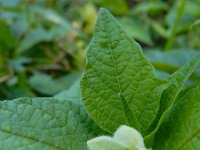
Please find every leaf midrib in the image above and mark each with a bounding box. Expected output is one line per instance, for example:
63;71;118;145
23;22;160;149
101;11;122;97
101;12;137;127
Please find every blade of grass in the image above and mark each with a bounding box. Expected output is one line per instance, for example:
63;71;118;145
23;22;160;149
164;0;186;51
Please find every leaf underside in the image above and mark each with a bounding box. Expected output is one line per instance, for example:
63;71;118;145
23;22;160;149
81;8;168;135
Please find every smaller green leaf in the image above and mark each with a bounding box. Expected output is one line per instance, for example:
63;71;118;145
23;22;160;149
153;84;200;150
158;54;200;114
145;54;200;146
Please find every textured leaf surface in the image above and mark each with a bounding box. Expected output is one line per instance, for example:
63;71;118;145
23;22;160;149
0;97;103;150
153;84;200;150
145;55;200;145
81;8;168;135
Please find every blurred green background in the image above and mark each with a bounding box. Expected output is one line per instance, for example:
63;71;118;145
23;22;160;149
0;0;200;100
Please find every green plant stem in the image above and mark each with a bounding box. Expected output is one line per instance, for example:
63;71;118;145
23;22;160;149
164;0;186;51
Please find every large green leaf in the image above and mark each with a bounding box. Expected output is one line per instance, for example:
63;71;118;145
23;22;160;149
153;84;200;150
81;8;168;135
0;97;103;150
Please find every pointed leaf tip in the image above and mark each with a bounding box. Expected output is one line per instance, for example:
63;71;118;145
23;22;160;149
99;8;109;14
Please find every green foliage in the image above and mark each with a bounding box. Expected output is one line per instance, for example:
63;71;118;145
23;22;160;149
0;0;87;100
0;0;200;149
81;9;200;149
